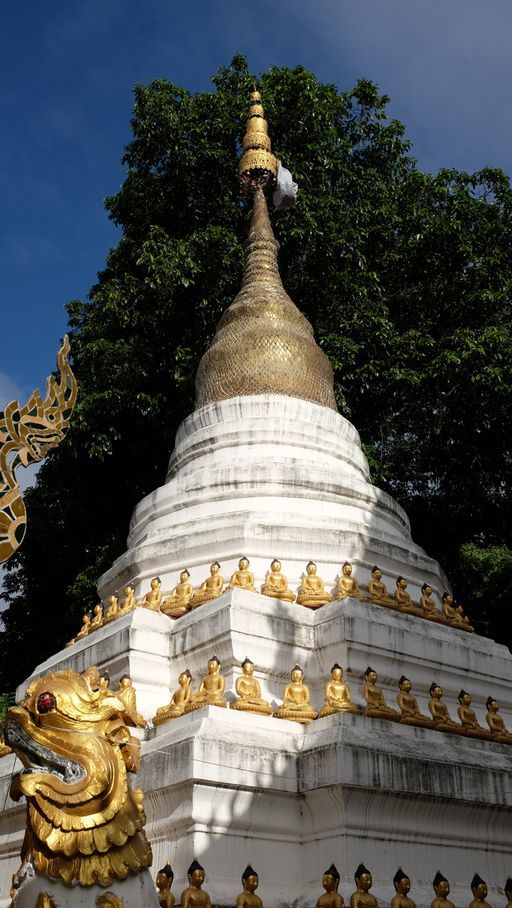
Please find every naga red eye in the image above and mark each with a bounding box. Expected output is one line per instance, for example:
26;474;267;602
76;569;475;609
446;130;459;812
37;691;57;714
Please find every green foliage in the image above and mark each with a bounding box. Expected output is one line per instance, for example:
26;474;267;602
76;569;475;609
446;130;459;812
1;55;511;687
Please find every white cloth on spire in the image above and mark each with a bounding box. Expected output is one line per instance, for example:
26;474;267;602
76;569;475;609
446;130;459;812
272;160;298;210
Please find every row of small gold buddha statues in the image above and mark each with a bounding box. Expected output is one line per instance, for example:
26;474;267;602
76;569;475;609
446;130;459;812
151;657;512;743
66;558;473;646
155;860;511;908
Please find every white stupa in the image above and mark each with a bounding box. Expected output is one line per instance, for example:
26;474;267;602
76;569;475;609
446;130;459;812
1;90;511;908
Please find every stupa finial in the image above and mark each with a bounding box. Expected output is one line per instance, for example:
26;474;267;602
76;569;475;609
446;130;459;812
239;85;278;192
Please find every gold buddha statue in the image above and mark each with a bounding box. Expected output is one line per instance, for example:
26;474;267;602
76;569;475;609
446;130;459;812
229;556;257;592
141;577;163;611
185;656;227;712
297;561;333;608
236;865;264;908
89;603;104;630
396;676;431;727
391;870;416;908
274;665;318;723
394;577;420;614
470;875;492;908
441;592;474;631
153;670;193;725
316;864;344;908
362;667;400;721
428;683;461;733
117;674;147;728
156;864;175;908
318;663;359;716
190;562;224;608
261;559;296;601
118;585;137;615
505;879;512;908
231;658;272;715
367;566;395;607
485;696;512;743
66;612;91;646
103;594;119;624
180;859;212;908
161;569;194;617
457;690;489;738
350;864;379;908
431;873;456;908
335;561;365;601
420;584;442;621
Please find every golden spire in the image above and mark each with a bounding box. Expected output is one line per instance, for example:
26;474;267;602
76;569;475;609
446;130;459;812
194;89;337;412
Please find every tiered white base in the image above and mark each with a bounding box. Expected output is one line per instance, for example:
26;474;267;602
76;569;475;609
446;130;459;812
2;593;511;907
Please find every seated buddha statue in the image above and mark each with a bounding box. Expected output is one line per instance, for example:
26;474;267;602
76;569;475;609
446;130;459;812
236;865;264;908
190;562;224;608
367;566;395;607
485;696;512;743
89;603;104;630
118;585;137;615
161;570;194;617
350;864;378;908
431;873;456;908
141;577;163;611
180;860;212;908
274;665;318;723
316;864;344;908
156;864;175;908
394;577;420;615
457;690;489;738
428;683;461;733
318;663;359;716
66;613;91;646
153;670;193;726
185;656;227;712
228;557;257;592
419;584;442;621
396;676;431;727
231;658;272;715
117;674;146;728
362;667;400;721
297;561;333;609
391;869;416;908
335;562;365;601
103;594;119;624
470;875;492;908
261;559;296;601
441;592;474;631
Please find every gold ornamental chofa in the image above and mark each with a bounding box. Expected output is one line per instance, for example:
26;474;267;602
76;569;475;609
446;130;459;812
195;89;337;412
0;336;77;563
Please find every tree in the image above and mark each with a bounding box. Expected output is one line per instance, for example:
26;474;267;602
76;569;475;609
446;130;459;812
2;56;511;688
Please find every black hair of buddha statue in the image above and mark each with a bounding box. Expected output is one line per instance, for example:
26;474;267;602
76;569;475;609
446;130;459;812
458;689;468;703
421;583;430;592
398;675;409;687
442;591;449;601
188;859;204;876
242;865;258;882
325;864;340;883
292;664;302;673
394;868;409;887
120;673;130;682
242;657;254;667
355;864;370;881
433;872;448;889
331;663;343;672
430;682;439;696
364;667;375;680
486;696;495;709
155;576;161;582
472;875;486;891
371;565;380;573
209;655;220;664
159;864;174;880
505;878;512;894
396;576;404;586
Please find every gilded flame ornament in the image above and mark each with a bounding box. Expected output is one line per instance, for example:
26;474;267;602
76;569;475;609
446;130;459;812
0;336;77;563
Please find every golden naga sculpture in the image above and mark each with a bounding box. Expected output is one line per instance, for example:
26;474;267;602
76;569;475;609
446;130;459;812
431;873;456;908
316;864;344;908
236;865;264;908
0;336;77;564
180;859;212;908
190;562;224;608
367;566;396;607
391;869;416;908
350;864;379;908
274;665;317;723
335;561;365;601
470;875;492;908
185;656;227;712
485;696;512;743
362;667;400;721
229;556;258;592
153;670;193;725
457;690;488;739
161;569;194;617
117;674;147;728
261;558;296;601
297;561;333;608
231;658;272;715
318;663;359;717
441;592;474;632
420;584;442;621
156;864;175;908
4;667;153;900
396;676;432;727
428;682;461;733
141;577;163;611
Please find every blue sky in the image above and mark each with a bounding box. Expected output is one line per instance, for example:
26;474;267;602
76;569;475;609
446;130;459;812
1;0;512;408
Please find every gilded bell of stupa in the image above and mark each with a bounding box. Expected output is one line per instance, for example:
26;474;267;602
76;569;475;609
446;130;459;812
195;90;337;411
